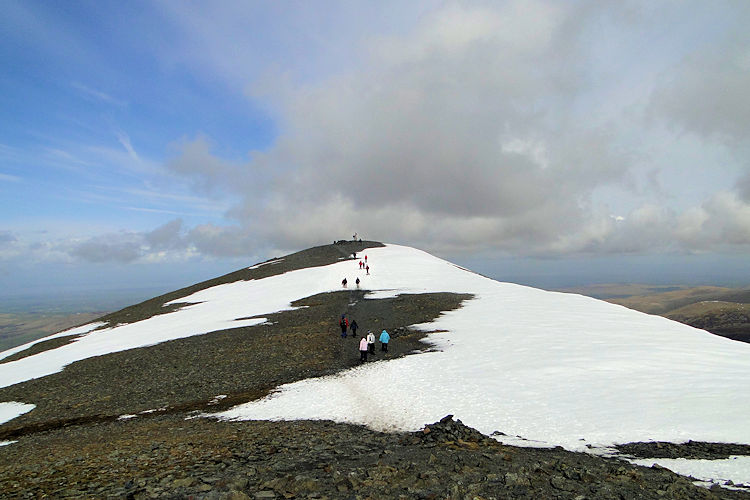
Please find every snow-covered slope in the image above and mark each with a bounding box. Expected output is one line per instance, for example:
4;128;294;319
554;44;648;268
2;243;750;484
209;245;750;445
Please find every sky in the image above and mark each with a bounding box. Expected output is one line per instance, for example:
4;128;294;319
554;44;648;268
2;0;750;299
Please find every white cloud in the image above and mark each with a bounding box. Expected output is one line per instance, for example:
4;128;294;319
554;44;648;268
70;232;144;263
0;231;16;245
12;1;750;267
115;130;140;162
650;30;750;144
163;1;638;257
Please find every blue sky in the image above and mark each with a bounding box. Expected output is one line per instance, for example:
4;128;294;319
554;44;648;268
2;1;750;301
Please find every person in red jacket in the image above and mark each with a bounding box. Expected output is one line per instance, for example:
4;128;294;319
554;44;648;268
339;315;349;338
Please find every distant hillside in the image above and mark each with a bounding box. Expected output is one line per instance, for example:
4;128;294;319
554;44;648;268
560;284;750;344
0;312;107;352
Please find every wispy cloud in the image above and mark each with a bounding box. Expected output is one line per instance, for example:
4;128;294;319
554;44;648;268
71;82;127;108
122;187;230;213
124;206;210;217
115;130;140;162
0;173;22;183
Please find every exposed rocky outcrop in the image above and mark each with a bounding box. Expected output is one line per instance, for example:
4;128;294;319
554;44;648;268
2;415;748;499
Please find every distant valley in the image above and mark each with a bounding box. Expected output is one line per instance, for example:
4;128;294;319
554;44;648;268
0;287;167;351
0;312;107;352
560;284;750;344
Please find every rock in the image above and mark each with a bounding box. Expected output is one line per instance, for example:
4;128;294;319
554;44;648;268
504;472;531;487
222;491;251;500
550;475;572;491
231;478;249;490
2;409;744;499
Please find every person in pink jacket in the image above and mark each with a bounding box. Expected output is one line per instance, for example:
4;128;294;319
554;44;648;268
359;336;368;362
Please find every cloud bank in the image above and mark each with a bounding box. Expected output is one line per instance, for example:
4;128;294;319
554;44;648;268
7;1;748;271
151;1;750;260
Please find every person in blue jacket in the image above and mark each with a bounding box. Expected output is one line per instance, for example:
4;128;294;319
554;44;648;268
379;329;390;352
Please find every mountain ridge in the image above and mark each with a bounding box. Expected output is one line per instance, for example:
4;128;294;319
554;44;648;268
1;241;750;498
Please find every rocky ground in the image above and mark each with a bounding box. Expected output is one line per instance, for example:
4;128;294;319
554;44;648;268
666;303;750;344
1;241;749;498
617;441;750;460
2;414;749;499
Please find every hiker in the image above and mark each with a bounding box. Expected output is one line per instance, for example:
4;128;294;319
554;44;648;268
355;277;360;287
380;329;390;352
350;319;358;337
342;277;347;287
365;265;369;275
339;315;349;338
367;330;376;354
359;261;363;269
359;336;368;362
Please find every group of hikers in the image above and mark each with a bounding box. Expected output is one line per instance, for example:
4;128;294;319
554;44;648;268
338;248;390;361
339;314;390;362
341;253;369;288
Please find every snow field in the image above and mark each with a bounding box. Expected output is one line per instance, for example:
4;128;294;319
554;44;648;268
215;245;750;486
220;245;750;449
1;244;749;486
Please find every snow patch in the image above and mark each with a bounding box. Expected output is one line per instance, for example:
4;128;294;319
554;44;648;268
208;395;228;405
248;258;284;270
630;456;750;490
0;322;106;362
0;401;35;425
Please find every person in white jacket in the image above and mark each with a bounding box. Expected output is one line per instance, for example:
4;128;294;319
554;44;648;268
367;331;376;355
359;336;368;362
